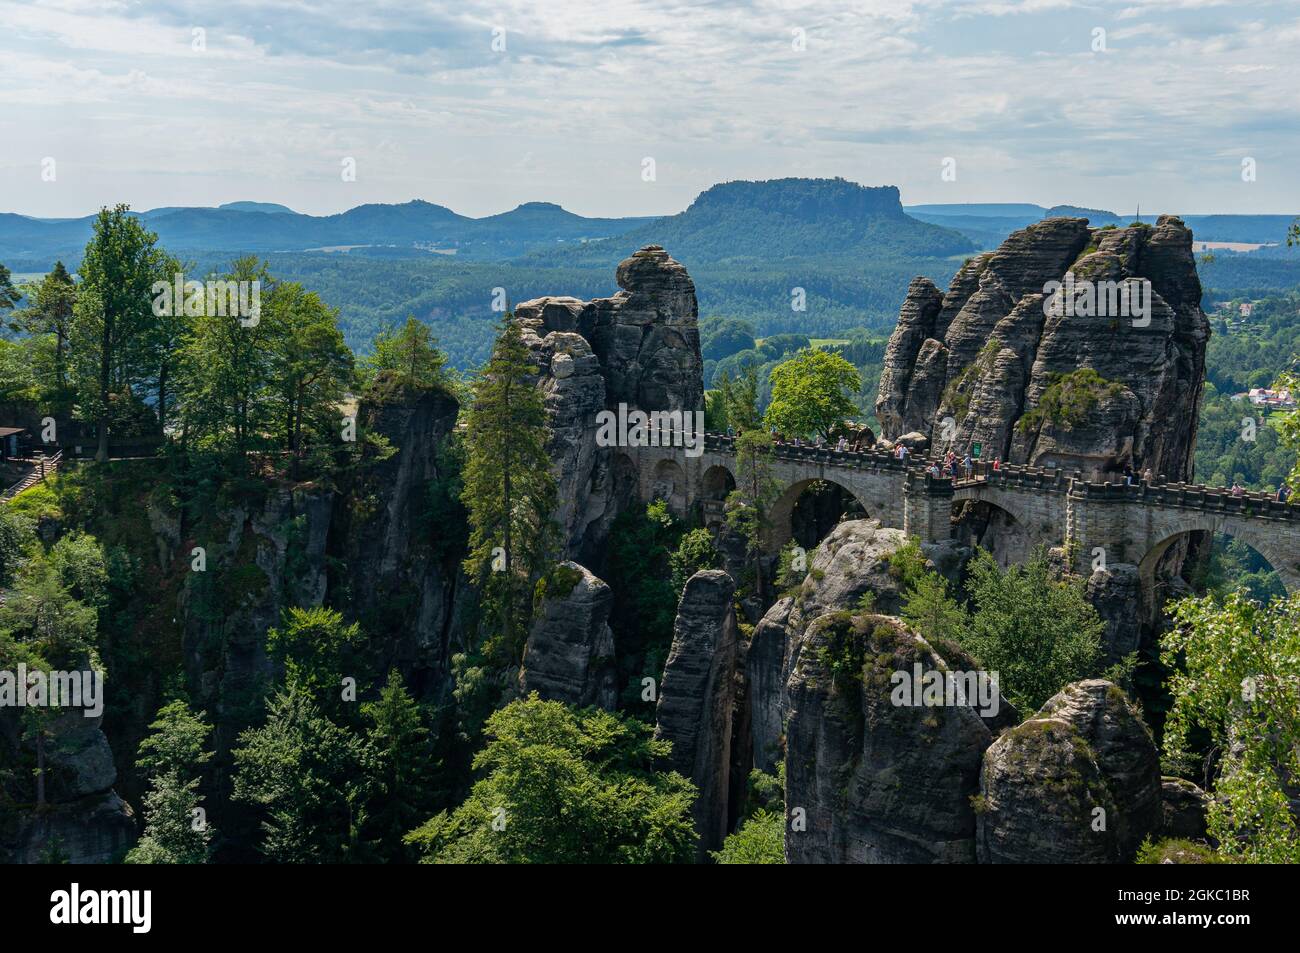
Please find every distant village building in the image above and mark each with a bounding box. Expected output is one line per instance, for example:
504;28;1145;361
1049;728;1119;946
1233;387;1297;411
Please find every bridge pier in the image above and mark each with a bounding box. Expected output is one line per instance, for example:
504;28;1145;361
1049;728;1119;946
903;471;955;544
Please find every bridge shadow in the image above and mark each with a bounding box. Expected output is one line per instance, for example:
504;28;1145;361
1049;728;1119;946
766;477;869;554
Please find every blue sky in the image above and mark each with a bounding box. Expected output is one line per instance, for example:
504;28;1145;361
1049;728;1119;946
1;0;1297;218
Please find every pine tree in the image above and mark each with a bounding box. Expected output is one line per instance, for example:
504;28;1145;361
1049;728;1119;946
0;263;17;312
125;699;215;864
232;686;374;864
11;262;76;399
363;668;440;861
365;316;449;390
461;316;557;662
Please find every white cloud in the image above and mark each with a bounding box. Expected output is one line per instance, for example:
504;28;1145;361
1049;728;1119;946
0;0;1297;217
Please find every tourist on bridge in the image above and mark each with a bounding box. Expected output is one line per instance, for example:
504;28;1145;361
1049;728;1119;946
962;453;973;478
1142;467;1153;485
1231;481;1245;497
1277;483;1291;503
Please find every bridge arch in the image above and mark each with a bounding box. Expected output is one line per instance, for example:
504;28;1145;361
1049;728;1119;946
765;477;869;555
650;458;689;516
1138;516;1296;604
698;464;736;531
950;485;1043;567
701;464;736;502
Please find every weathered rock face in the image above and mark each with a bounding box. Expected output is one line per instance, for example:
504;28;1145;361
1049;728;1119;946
655;569;739;860
0;701;137;863
876;216;1209;483
1161;777;1209;841
178;483;337;733
977;679;1161;863
747;519;970;772
784;613;1011;863
513;315;618;562
1;792;137;864
1085;563;1143;662
515;245;704;565
45;710;118;802
336;381;466;699
519;561;618;710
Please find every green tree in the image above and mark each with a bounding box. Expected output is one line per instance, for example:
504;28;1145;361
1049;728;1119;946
1163;592;1300;863
362;669;440;861
125;700;215;864
11;261;76;397
725;429;779;602
404;695;697;863
265;281;354;476
71;205;173;460
177;257;276;459
267;606;365;713
0;262;18;312
365;317;449;390
958;549;1105;712
1276;371;1300;495
901;570;968;645
0;507;35;587
232;686;373;863
669;527;722;594
461;317;557;661
712;810;784;864
725;364;762;433
764;348;861;439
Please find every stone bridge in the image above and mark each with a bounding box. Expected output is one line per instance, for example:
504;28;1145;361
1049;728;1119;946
623;434;1300;596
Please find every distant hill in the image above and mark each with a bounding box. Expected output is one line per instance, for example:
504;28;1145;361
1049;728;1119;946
0;199;648;267
906;203;1047;218
534;177;975;270
218;201;297;214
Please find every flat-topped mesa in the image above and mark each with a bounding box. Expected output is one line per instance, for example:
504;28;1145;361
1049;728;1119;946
875;216;1210;482
513;245;704;563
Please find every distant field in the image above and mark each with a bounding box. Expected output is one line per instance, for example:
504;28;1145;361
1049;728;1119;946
755;336;850;349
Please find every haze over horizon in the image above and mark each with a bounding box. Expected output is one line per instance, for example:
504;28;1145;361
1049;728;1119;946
3;0;1298;220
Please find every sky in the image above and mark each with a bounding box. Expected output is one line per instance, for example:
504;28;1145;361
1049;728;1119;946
1;0;1297;220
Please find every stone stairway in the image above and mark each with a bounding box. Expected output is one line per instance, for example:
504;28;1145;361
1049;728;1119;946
1;450;64;503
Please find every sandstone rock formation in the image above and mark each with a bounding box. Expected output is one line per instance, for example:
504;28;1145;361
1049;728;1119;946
876;217;1209;483
747;519;970;772
0;706;137;863
1085;563;1143;662
1;792;136;864
515;245;704;565
1160;776;1209;841
784;612;1011;863
655;569;740;860
976;679;1161;863
519;561;618;710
